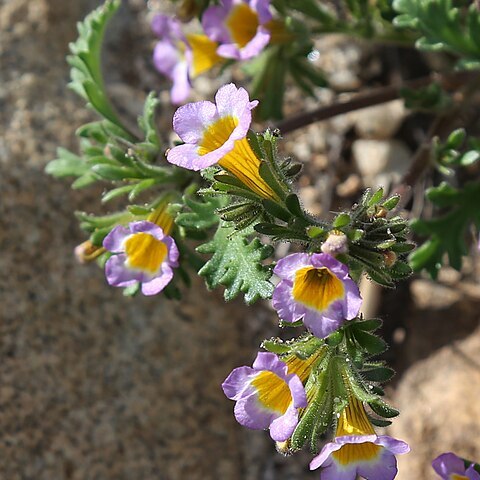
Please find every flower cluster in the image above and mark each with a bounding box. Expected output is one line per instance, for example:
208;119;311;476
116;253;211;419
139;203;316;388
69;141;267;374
152;0;279;104
89;81;414;478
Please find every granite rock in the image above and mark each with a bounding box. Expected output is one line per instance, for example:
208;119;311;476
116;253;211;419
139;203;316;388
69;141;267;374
0;1;307;478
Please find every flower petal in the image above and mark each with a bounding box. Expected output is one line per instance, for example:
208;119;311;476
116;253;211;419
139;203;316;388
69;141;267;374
273;253;312;281
310;442;343;470
269;405;298;442
167;143;212;170
141;264;174;295
234;391;275;430
201;2;231;43
105;254;141;287
357;449;398;480
103;225;130;253
153;40;180;78
432;452;468;478
172;100;218;143
252;351;288;375
222;366;256;400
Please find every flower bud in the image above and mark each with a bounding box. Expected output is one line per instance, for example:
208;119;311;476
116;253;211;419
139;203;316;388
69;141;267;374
321;231;348;256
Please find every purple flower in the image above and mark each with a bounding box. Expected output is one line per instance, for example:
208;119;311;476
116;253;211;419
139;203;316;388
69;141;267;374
103;221;179;296
222;352;307;441
310;397;410;480
167;83;278;200
202;0;272;60
432;452;480;480
272;253;362;339
152;15;222;104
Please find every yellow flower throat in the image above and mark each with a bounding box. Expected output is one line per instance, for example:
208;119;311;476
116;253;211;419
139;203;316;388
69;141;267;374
292;267;344;312
198;115;278;200
332;397;381;466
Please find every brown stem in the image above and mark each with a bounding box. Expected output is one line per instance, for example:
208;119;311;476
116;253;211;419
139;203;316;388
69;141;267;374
275;71;475;134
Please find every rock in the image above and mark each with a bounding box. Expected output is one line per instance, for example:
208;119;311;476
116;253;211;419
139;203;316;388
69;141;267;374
390;326;480;480
352;99;407;140
311;35;366;90
352;139;411;189
0;1;307;478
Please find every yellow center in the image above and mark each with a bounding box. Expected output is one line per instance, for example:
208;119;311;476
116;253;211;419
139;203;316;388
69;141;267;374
226;3;259;48
147;206;174;236
251;371;292;414
198;115;277;200
285;350;324;383
332;397;381;465
332;442;382;466
292;267;345;312
451;475;470;480
125;232;168;274
185;33;222;77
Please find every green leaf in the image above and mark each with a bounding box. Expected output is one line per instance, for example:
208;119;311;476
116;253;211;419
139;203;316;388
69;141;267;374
45;148;90;178
197;222;274;304
409;181;480;277
368;399;399;418
361;366;395;382
393;0;480;67
352;329;388;355
176;191;224;231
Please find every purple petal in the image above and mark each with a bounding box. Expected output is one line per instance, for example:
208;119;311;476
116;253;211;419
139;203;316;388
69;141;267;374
171;60;191;105
129;221;165;240
272;280;307;324
376;436;410;455
310;442;343;470
250;0;272;24
303;308;344;339
342;278;362;320
103;225;130;253
320;463;357;480
273;253;312;281
252;352;288;377
222;366;256;400
335;434;378;445
141;265;174;295
201;3;231;43
167;143;213;170
287;374;307;408
105;254;141;287
466;465;480;480
151;14;182;40
432;452;468;478
215;84;257;133
310;253;349;277
153;40;180;79
164;236;180;267
172;100;217;143
357;449;398;480
269;405;298;441
234;391;275;430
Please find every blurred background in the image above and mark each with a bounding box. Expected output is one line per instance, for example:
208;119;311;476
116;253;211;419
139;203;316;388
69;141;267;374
1;0;479;478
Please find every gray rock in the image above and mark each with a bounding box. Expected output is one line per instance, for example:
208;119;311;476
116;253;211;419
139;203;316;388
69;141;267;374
352;99;407;140
352;139;411;189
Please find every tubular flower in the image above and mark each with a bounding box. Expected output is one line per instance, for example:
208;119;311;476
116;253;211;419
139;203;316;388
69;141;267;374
202;0;272;60
222;352;307;441
272;253;362;338
167;83;278;200
103;221;179;295
432;453;480;480
310;397;410;480
152;14;222;104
